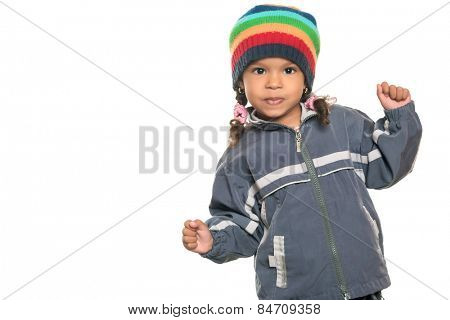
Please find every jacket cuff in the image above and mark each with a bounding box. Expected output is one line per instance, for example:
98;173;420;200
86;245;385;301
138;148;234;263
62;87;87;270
383;100;415;122
199;230;225;259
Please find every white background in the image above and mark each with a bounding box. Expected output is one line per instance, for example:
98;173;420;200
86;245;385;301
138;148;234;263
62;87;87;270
0;0;449;318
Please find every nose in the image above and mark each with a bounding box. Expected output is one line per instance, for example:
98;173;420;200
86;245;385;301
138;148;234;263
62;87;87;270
265;71;282;89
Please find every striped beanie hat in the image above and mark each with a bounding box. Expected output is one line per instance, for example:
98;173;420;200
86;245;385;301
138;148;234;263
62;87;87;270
229;4;320;93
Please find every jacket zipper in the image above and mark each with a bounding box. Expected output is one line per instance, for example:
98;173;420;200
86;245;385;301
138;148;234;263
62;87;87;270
296;116;351;300
295;129;302;152
254;114;351;299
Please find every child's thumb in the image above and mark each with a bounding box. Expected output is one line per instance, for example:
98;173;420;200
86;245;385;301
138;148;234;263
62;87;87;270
189;219;206;230
188;221;197;229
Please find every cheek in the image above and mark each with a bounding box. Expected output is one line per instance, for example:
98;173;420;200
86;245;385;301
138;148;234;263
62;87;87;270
245;78;263;90
243;83;263;100
285;86;303;100
284;77;304;96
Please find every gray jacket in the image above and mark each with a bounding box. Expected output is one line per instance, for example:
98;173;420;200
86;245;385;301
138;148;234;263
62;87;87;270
200;100;422;300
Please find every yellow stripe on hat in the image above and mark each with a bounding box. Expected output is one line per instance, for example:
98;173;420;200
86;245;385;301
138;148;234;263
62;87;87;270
230;23;318;63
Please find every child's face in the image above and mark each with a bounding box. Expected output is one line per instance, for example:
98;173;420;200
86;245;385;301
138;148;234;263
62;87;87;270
240;57;305;123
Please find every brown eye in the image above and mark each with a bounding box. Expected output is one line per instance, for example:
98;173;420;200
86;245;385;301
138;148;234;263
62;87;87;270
252;67;265;75
285;67;296;74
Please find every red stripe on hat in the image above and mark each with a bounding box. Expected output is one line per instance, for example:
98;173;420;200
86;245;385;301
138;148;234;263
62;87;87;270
231;32;316;75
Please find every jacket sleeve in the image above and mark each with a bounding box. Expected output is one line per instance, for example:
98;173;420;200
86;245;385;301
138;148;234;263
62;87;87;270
199;149;265;264
357;100;422;189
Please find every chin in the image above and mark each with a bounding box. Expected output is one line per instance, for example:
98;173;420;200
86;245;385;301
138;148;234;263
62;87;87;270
257;108;287;120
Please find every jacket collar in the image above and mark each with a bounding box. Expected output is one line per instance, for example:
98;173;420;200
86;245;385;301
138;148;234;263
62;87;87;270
247;102;318;130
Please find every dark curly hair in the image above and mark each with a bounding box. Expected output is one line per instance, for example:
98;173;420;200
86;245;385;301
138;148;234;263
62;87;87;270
228;79;333;148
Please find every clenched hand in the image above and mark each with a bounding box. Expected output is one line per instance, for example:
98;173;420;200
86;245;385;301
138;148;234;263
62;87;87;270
377;81;412;110
182;219;213;254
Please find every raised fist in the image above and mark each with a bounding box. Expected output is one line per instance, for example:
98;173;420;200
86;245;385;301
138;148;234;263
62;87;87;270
377;81;412;110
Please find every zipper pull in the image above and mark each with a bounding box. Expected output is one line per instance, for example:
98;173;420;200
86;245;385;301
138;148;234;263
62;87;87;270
295;130;301;152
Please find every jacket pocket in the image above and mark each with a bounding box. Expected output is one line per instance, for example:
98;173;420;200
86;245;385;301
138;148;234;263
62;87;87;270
254;200;269;270
262;186;287;227
362;205;382;254
268;235;287;288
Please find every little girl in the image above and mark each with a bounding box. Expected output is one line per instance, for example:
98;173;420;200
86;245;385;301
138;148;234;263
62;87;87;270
182;4;422;300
